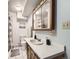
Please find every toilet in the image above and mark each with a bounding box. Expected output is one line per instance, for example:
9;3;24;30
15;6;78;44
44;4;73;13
20;36;26;50
21;39;26;50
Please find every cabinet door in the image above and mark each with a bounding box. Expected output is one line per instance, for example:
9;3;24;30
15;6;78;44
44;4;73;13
53;55;64;59
30;49;34;59
27;45;30;59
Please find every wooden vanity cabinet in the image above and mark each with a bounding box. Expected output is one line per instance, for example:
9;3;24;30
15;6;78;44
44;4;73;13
26;43;40;59
26;42;64;59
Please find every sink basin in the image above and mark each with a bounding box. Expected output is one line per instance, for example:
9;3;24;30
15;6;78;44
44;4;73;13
30;39;43;45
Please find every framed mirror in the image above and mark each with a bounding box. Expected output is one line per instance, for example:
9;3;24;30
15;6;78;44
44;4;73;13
32;0;56;31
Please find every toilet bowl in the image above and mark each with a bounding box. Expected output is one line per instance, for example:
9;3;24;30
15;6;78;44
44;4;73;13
20;39;26;50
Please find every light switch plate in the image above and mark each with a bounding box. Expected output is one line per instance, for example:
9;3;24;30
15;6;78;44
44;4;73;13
62;20;70;29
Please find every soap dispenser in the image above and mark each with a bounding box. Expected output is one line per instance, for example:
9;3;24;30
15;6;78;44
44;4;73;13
34;34;37;39
46;37;51;45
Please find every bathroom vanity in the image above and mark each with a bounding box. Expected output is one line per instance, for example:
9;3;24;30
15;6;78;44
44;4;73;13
25;38;64;59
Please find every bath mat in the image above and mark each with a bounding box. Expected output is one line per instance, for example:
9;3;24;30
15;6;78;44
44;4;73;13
10;49;20;57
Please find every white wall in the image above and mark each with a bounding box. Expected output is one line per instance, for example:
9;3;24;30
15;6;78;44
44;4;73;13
27;0;70;59
57;0;70;59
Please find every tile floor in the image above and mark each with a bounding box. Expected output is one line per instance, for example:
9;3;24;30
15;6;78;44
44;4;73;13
8;47;27;59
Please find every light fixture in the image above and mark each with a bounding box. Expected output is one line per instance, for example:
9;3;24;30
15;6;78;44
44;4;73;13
15;3;23;11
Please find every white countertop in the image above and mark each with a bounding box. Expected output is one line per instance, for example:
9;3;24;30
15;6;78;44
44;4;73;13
24;38;64;59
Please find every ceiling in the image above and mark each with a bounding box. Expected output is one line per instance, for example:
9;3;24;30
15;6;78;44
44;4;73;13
8;0;42;17
8;0;26;12
22;0;42;17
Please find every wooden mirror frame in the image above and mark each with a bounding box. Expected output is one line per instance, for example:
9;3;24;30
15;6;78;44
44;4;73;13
32;0;56;31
